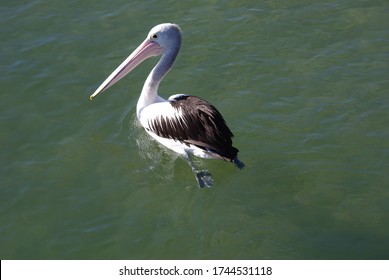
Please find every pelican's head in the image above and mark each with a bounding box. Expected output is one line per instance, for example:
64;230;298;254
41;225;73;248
90;23;181;100
147;23;181;52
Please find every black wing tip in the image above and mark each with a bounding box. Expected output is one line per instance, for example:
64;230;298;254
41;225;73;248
233;157;245;170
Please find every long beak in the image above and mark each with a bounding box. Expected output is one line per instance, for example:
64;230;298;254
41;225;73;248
90;39;164;100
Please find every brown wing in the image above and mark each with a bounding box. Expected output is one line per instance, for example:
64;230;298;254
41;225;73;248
147;95;239;161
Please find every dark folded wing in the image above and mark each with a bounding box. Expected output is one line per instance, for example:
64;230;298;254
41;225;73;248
146;95;239;161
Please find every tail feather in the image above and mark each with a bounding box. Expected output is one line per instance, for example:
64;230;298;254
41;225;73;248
233;157;245;170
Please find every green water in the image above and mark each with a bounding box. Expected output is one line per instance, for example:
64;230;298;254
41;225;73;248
1;0;388;259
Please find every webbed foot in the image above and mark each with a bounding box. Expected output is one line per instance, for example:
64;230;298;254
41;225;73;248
195;170;213;188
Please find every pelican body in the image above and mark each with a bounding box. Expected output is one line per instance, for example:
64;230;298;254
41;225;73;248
90;23;244;187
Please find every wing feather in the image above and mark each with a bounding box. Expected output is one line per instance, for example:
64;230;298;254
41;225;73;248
145;95;239;161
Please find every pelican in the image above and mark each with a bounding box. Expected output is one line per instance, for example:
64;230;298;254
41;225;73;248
90;23;244;187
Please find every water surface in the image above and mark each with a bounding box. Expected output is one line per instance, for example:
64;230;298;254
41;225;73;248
1;0;388;259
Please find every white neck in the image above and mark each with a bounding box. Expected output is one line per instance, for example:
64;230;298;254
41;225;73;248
136;67;164;119
136;49;179;118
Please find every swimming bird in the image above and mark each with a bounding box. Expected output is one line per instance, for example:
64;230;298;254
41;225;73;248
90;23;244;187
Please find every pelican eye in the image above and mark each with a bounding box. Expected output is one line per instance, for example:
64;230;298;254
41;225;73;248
152;34;158;39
